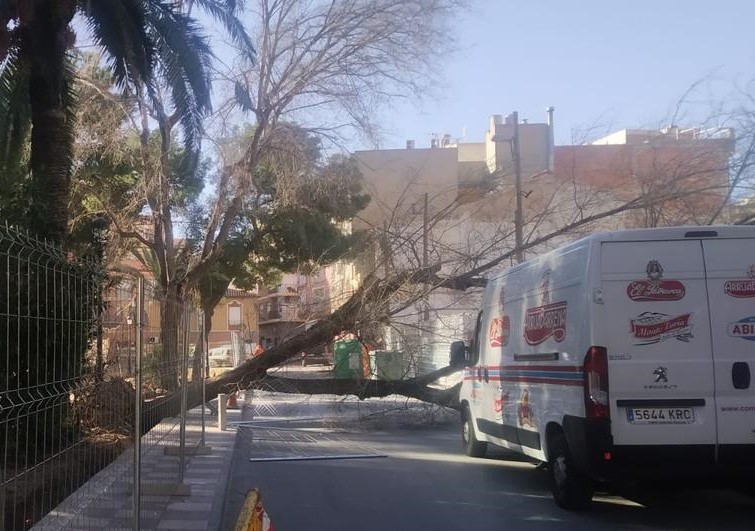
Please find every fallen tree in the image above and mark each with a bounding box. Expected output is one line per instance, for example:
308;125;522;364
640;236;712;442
162;83;755;415
201;267;450;400
193;179;754;411
247;369;461;409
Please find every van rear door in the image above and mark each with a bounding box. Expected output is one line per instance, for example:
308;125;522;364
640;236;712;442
701;239;755;463
599;240;716;447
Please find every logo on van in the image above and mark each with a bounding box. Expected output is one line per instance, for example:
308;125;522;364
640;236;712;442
494;390;510;414
626;260;686;301
630;311;693;345
727;316;755;341
723;265;755;298
517;389;535;429
524;301;567;345
489;316;510;347
653;366;668;383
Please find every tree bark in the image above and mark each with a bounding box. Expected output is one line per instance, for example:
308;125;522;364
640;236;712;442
190;323;204;382
248;374;461;410
158;282;183;391
24;1;76;243
191;304;214;381
145;362;462;428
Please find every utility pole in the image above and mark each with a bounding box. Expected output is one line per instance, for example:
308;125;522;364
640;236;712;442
422;192;429;321
512;111;524;263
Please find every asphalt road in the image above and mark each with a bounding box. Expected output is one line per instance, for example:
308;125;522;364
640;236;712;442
220;394;755;531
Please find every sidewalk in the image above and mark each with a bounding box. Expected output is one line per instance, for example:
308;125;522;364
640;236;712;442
150;406;240;531
31;404;242;531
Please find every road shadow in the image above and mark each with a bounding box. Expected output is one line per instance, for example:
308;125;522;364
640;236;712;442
475;449;755;530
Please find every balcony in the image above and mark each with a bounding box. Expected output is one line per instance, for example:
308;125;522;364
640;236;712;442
258;308;305;325
256;290;300;303
260;309;282;321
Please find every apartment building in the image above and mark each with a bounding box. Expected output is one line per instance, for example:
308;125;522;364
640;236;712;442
256;261;361;351
351;112;735;372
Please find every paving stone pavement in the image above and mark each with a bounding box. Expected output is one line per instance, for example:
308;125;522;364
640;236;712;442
31;405;241;531
31;374;453;531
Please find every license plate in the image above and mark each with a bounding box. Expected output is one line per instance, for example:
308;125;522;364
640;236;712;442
626;407;695;424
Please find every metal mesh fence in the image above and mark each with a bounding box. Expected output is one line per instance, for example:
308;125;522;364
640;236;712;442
137;281;203;491
0;226;206;531
0;226;105;530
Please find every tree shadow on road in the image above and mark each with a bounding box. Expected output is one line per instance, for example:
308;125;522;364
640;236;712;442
477;450;755;531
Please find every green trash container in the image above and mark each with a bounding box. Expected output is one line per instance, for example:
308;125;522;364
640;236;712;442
333;339;363;379
369;350;404;380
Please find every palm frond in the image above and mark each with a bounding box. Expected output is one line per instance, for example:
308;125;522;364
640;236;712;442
131;246;161;279
191;0;255;61
145;0;213;154
78;0;154;89
0;45;31;174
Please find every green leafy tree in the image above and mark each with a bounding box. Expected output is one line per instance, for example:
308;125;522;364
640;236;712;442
0;0;253;243
186;128;370;378
0;0;252;390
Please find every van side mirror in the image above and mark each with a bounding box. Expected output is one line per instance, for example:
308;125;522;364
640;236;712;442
450;340;467;367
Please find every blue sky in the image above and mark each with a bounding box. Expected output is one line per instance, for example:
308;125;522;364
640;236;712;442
376;0;755;148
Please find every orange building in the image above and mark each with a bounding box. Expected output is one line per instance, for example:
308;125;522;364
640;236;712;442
207;286;259;352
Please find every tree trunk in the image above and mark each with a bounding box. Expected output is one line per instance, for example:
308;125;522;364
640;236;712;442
190;325;204;383
191;304;214;381
24;1;76;243
159;282;183;391
141;273;467;420
248;374;461;410
144;360;462;428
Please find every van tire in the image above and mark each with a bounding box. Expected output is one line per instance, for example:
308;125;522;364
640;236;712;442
548;432;593;510
462;407;487;457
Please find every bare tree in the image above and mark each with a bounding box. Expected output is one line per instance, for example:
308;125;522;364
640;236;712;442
190;0;464;283
76;0;465;388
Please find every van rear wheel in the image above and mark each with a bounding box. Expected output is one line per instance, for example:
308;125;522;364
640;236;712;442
462;407;487;457
548;432;593;510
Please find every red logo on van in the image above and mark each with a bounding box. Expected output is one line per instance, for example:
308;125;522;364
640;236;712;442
627;260;686;301
727;316;755;341
524;301;567;345
630;312;693;345
489;316;510;347
627;280;686;301
724;265;755;298
494;390;510;413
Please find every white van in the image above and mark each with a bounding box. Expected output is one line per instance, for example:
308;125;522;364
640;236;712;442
453;226;755;509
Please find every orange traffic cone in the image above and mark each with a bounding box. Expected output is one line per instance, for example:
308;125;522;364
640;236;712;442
227;392;238;409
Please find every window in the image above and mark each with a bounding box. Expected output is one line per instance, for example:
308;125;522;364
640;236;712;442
228;301;242;330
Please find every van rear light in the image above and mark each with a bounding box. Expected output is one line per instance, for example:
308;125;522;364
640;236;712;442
583;346;609;419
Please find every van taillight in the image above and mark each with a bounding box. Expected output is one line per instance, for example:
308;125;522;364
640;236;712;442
583;346;609;419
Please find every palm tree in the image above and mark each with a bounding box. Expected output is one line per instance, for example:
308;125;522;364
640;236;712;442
0;0;253;243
